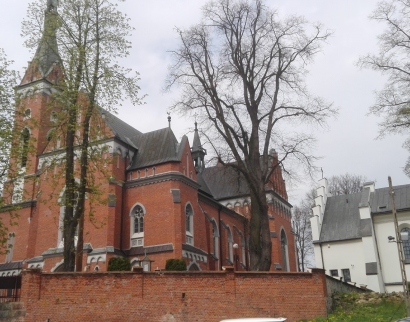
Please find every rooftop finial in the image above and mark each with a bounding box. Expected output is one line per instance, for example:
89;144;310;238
167;112;171;128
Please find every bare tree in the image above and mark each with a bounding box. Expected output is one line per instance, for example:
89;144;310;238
167;0;336;270
292;194;314;271
358;0;410;175
327;173;368;196
22;0;142;271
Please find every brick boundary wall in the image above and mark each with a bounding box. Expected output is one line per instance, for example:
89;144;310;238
325;275;370;313
20;268;327;322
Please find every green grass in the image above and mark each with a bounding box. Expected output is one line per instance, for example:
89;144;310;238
301;292;407;322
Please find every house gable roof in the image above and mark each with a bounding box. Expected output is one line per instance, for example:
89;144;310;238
102;110;142;144
201;166;250;200
319;183;410;243
319;192;362;243
370;184;410;214
129;127;180;169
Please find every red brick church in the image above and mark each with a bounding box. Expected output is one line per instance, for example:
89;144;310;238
0;6;296;275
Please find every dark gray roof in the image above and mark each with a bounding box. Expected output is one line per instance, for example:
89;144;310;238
101;110;142;144
196;172;213;196
129;128;182;169
371;184;410;214
319;184;410;243
182;243;208;256
319;192;362;243
0;261;23;271
127;243;174;256
201;166;250;200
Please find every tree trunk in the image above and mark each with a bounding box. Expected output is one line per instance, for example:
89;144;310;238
63;97;78;272
249;188;271;271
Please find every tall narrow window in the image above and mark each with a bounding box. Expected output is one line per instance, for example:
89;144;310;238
133;205;144;234
185;203;194;245
5;233;15;263
402;228;410;260
24;109;31;119
227;227;233;263
58;189;79;248
21;128;30;167
212;220;219;258
130;204;145;247
281;229;289;272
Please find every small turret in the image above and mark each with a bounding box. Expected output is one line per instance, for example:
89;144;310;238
191;122;207;173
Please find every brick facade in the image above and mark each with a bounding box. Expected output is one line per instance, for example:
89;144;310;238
0;9;296;274
20;268;327;322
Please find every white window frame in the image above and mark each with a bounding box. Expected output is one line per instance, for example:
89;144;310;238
130;202;145;247
185;202;194;245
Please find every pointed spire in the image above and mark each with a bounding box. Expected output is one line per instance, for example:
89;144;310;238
191;121;207;173
34;0;60;77
192;121;202;153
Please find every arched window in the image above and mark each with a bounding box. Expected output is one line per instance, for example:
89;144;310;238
5;233;15;263
281;229;289;272
130;203;145;247
211;220;219;258
227;227;233;263
50;111;57;122
24;108;31;119
21;128;30;167
133;205;144;234
57;188;79;248
185;203;194;245
402;228;410;260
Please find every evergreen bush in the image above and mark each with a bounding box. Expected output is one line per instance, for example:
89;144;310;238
165;259;187;271
107;257;131;271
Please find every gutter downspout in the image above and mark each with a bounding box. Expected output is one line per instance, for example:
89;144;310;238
120;149;130;254
218;206;222;271
371;216;386;291
243;216;249;271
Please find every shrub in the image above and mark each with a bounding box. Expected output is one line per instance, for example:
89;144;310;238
107;257;131;271
165;259;187;271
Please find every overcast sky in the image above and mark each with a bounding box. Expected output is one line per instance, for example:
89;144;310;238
1;0;408;205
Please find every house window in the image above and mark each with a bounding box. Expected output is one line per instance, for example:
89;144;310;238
58;189;79;248
342;269;351;282
133;205;144;233
211;220;219;258
130;204;145;247
240;234;246;265
402;228;410;260
330;269;338;277
21;128;30;167
5;233;15;263
227;227;233;263
50;111;57;122
24;108;31;119
185;203;194;245
281;229;289;272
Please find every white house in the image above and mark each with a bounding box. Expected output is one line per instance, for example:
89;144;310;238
311;178;410;293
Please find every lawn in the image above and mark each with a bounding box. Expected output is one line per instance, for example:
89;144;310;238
301;292;407;322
